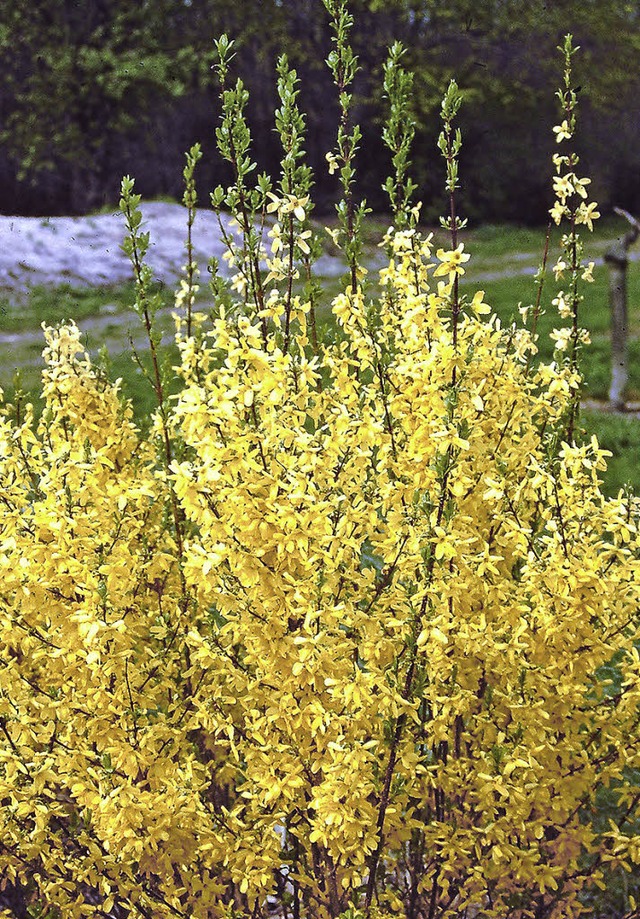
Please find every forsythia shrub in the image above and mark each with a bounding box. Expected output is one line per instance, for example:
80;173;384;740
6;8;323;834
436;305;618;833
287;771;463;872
1;5;639;918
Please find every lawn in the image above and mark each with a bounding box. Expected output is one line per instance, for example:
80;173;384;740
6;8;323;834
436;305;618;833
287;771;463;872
2;215;639;495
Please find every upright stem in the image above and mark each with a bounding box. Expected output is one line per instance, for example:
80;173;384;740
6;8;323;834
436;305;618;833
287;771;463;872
529;222;552;348
364;458;454;915
364;658;416;912
438;80;464;381
449;166;460;358
182;144;202;341
121;190;187;590
284;215;295;355
324;0;363;291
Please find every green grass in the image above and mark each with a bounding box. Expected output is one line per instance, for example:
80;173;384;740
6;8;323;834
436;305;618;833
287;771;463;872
2;217;639;495
580;412;640;497
0;281;150;333
462;215;630;261
0;280;177;420
459;266;640;398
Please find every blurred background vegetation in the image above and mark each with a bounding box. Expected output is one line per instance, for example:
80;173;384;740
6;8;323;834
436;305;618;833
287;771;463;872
2;0;640;500
1;0;639;223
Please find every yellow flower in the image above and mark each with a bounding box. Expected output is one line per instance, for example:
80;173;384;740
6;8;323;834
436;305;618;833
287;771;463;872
231;272;248;294
266;192;282;214
286;194;309;221
268;222;284;255
552;291;572;318
553;258;567;280
264;256;287;284
581;262;595;283
550;200;567;225
326;151;339;175
576;201;600;231
550;326;572;350
553;120;572;142
470;290;490;315
296;229;312;255
434;244;470;279
573;175;591;199
266;193;310;221
552;174;574;204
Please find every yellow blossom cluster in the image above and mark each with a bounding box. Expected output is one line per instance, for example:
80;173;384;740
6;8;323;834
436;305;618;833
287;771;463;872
547;47;601;375
1;217;640;918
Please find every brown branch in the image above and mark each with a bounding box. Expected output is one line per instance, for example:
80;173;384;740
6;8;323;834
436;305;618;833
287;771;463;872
613;206;640;251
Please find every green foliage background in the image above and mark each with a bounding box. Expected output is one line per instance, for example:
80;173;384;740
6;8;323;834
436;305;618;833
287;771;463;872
1;0;640;222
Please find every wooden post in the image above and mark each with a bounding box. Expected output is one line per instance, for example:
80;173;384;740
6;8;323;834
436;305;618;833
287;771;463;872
605;208;639;410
